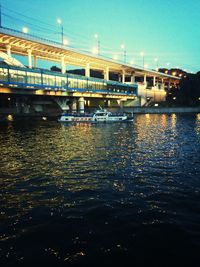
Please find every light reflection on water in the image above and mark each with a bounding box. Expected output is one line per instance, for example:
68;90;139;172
196;113;200;135
0;113;200;266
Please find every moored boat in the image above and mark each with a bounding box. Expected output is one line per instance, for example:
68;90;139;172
58;107;133;123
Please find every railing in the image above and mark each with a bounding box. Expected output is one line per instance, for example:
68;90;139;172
0;26;70;53
0;64;138;96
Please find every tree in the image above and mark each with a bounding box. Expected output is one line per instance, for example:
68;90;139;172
179;73;200;106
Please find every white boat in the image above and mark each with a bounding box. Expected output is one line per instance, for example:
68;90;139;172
59;107;133;123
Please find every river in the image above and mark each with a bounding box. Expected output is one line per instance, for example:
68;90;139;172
0;113;200;266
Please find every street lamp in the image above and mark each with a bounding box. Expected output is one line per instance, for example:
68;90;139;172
154;58;158;70
63;39;69;46
94;33;100;55
22;27;28;33
0;3;2;28
113;54;118;60
92;47;98;55
140;52;144;68
121;44;126;64
57;18;64;45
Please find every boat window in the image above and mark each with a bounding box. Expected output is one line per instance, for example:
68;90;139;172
96;113;106;116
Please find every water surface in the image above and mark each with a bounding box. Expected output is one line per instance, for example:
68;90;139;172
0;114;200;266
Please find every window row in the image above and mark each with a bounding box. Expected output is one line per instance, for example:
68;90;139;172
0;68;137;94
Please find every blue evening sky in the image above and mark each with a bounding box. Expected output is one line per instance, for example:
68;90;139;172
1;0;200;72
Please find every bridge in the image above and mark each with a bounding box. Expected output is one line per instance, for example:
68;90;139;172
0;26;180;115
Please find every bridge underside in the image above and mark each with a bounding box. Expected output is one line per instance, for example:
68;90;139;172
0;91;139;117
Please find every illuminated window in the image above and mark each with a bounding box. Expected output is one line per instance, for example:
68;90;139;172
0;68;8;81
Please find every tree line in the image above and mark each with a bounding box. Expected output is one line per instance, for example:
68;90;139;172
166;71;200;106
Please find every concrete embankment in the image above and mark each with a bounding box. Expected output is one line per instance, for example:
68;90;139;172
125;107;200;114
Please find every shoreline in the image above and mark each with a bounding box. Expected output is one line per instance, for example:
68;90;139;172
129;106;200;114
0;107;200;122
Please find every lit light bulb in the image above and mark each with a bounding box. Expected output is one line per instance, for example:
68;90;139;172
92;47;98;54
57;18;62;24
22;27;28;33
63;39;69;45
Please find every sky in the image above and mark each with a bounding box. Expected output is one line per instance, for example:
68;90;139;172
1;0;200;72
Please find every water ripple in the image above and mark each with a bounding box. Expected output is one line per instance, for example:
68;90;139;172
0;114;200;266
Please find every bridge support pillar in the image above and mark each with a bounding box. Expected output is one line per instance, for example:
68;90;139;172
34;55;37;68
33;104;43;113
6;45;11;56
153;76;156;86
15;97;30;114
131;74;135;83
23;103;31;114
104;67;109;81
72;100;77;113
85;63;90;77
122;71;126;83
27;49;32;68
143;74;147;83
168;80;171;90
78;97;85;113
117;99;125;110
61;56;66;74
54;97;69;112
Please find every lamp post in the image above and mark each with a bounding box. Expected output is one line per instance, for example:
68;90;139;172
140;52;144;68
94;34;100;55
154;58;158;70
121;44;126;64
0;4;2;28
57;18;64;45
